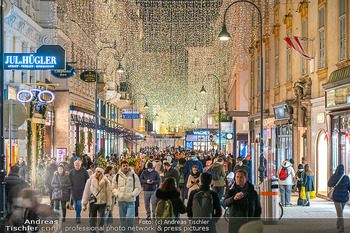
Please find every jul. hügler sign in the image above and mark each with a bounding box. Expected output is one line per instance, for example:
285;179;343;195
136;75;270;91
4;45;65;70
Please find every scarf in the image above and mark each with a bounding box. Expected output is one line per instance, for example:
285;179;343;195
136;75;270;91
191;171;200;179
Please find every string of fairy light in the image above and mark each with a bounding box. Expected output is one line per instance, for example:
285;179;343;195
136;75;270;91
51;0;275;129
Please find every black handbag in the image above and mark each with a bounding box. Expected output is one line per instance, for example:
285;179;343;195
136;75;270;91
89;180;103;205
52;190;63;200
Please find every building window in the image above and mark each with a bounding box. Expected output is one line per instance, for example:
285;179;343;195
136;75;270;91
275;39;279;87
339;0;347;62
250;60;254;98
302;19;307;76
265;48;269;91
286;30;291;82
257;56;261;95
319;6;326;69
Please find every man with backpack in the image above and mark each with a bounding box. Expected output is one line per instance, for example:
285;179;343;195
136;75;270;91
140;163;161;220
187;173;222;233
277;159;295;207
112;161;141;233
210;158;226;201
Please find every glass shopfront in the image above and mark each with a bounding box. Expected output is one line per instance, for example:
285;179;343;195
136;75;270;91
331;114;350;176
277;123;293;168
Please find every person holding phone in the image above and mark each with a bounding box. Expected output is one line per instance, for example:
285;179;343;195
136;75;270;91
140;163;161;220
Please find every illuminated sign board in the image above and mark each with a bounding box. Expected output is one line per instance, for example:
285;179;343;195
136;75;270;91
193;130;210;135
17;89;55;104
186;141;193;149
122;109;140;119
51;64;76;78
80;71;99;82
226;133;233;140
4;45;65;70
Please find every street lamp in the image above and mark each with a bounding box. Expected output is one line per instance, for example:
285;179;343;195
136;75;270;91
131;92;149;153
219;0;265;182
200;74;222;153
116;63;124;73
95;46;122;169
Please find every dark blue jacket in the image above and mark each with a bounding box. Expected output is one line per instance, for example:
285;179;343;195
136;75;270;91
303;174;315;192
184;157;204;178
140;169;161;191
328;164;350;203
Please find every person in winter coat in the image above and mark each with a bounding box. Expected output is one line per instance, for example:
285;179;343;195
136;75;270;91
69;160;90;223
104;166;115;225
203;160;212;173
174;158;186;201
155;177;186;233
294;164;304;205
328;164;350;233
277;159;295;207
112;161;141;233
51;164;71;221
224;169;261;233
186;165;201;199
210;158;226;201
82;154;93;170
82;167;112;233
163;162;179;186
5;165;30;216
184;151;204;178
45;161;58;210
187;172;222;233
233;158;251;182
140;163;161;219
15;157;28;182
302;164;314;206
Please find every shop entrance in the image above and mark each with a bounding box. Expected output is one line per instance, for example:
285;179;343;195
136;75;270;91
277;123;292;168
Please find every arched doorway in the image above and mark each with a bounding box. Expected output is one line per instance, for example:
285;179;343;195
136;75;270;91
316;130;328;195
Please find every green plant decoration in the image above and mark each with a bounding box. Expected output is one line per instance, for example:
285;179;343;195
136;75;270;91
128;158;139;167
215;111;231;123
76;142;84;157
88;131;93;144
98;156;107;169
80;130;85;144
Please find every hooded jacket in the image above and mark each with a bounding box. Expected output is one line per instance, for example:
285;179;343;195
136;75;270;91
184;156;204;177
155;189;186;218
51;171;71;202
174;163;186;185
45;162;58;191
277;160;295;185
82;174;112;208
112;168;141;202
210;162;226;187
69;167;90;200
328;164;350;203
140;169;161;191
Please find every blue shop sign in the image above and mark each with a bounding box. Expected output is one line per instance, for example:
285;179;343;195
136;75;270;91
216;131;227;137
122;113;140;119
193;130;210;135
4;45;66;70
186;141;193;149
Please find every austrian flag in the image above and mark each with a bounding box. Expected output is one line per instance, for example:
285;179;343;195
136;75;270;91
284;36;313;60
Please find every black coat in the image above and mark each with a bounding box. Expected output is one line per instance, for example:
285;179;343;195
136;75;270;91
187;186;222;218
164;168;179;186
5;172;29;205
156;189;186;218
45;163;58;191
69;167;90;200
224;182;261;218
140;170;161;191
51;171;71;202
14;161;28;182
328;164;350;203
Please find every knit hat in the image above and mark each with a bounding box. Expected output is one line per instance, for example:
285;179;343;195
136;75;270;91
298;164;304;169
289;158;295;165
95;167;104;174
58;164;64;169
147;162;153;169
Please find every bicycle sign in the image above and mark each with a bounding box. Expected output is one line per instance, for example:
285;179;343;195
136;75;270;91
17;89;55;104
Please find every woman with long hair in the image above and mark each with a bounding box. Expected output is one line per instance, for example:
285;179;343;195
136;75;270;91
302;164;314;206
155;177;186;232
186;165;201;199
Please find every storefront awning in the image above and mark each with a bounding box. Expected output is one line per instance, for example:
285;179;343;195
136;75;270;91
323;65;350;89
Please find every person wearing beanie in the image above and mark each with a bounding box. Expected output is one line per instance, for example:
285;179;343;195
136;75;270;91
290;158;295;165
140;162;161;219
277;159;295;207
82;167;112;230
51;163;71;221
184;151;204;198
295;164;305;205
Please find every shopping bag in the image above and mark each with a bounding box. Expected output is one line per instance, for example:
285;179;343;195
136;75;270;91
310;191;316;199
300;187;306;200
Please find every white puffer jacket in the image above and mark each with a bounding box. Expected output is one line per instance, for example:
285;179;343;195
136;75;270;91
82;174;112;208
277;160;295;185
112;168;141;202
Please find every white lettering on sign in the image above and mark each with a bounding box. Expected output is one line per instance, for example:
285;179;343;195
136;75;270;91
5;55;58;65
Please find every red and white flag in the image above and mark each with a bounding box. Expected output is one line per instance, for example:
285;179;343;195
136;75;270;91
284;36;313;60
